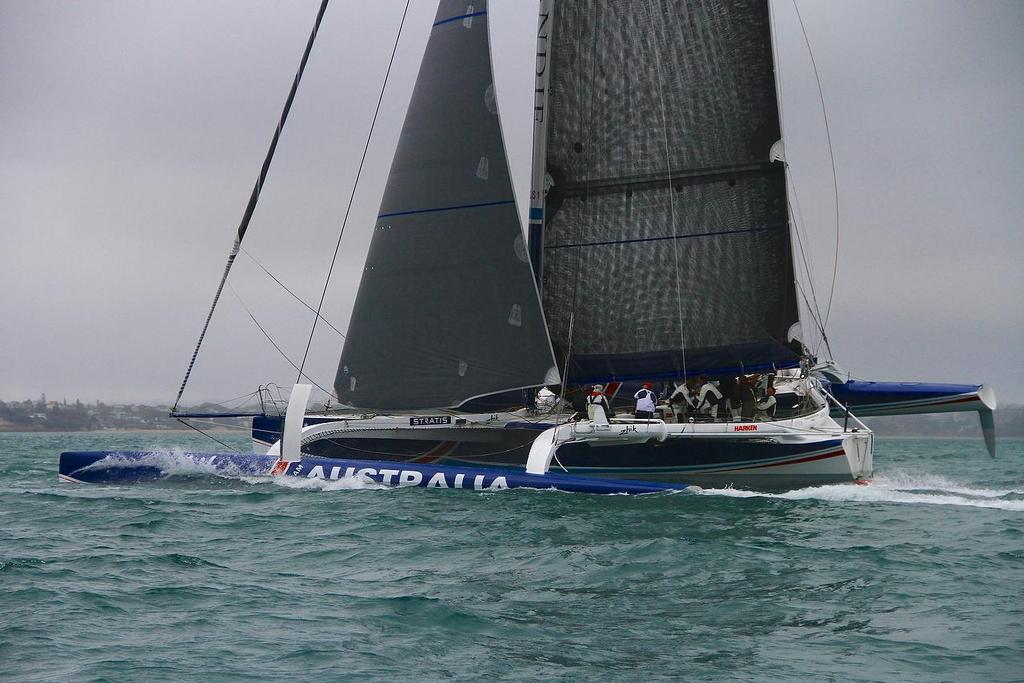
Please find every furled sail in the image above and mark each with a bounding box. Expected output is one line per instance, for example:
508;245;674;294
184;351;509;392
539;0;800;383
336;0;558;411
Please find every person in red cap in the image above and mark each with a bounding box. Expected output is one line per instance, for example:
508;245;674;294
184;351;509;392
633;382;658;420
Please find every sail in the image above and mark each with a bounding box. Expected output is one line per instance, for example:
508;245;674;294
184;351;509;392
539;0;800;383
335;0;558;411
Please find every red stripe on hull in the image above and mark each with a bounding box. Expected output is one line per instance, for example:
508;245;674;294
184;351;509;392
929;395;981;407
411;441;458;464
719;448;847;473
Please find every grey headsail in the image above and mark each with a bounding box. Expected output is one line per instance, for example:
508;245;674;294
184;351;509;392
538;0;800;383
335;0;558;411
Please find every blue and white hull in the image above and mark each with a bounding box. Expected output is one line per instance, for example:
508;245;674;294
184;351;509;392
60;384;872;492
57;450;690;495
826;380;996;417
252;404;872;491
823;379;996;456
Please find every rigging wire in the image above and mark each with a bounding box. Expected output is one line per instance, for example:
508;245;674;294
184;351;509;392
177;418;253;433
173;417;238;452
553;312;576;429
786;167;834;357
177;388;262;414
769;0;837;360
171;0;331;414
648;1;688;380
227;284;334;397
240;247;345;338
295;0;412;386
767;0;811;353
549;313;575;473
791;0;842;346
563;0;602;390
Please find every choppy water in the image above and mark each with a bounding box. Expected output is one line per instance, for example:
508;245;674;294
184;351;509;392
1;431;1022;681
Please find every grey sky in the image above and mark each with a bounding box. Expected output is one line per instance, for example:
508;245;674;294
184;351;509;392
1;0;1021;406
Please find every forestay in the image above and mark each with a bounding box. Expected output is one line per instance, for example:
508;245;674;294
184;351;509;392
539;0;801;383
336;0;559;411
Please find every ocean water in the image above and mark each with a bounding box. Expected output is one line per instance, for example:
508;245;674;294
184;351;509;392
1;432;1021;682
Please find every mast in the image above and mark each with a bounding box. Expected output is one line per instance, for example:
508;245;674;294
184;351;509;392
528;0;556;290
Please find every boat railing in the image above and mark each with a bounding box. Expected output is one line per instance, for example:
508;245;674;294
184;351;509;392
819;386;872;433
650;396;825;424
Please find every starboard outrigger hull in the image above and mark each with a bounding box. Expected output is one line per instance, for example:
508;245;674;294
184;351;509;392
825;380;997;456
827;380;995;417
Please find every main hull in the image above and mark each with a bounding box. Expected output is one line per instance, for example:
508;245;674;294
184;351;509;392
254;411;872;491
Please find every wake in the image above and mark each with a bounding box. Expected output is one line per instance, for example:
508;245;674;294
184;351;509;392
73;449;386;490
69;451;1022;507
700;471;1024;511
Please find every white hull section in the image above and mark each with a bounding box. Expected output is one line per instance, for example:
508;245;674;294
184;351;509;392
259;401;873;490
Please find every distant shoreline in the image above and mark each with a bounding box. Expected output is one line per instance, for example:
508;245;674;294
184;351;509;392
2;428;1020;441
0;427;242;435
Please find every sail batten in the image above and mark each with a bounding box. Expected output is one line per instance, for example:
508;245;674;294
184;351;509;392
547;223;787;251
377;199;515;219
550;161;777;197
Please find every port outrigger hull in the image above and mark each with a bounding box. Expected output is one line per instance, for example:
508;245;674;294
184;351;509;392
57;450;691;495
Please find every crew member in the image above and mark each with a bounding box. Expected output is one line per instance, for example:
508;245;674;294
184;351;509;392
756;387;778;420
634;382;657;420
719;375;741;419
669;381;692;404
586;384;613;421
739;374;759;420
694;376;723;420
668;380;693;421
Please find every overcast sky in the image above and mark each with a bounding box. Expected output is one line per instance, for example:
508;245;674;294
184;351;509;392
2;0;1021;407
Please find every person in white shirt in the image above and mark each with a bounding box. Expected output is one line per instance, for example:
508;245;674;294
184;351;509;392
670;381;691;403
586;384;612;421
633;382;657;419
668;381;692;421
756;387;778;420
694;376;723;420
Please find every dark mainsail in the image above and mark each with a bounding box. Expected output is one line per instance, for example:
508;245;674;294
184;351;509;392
538;0;800;383
336;0;558;411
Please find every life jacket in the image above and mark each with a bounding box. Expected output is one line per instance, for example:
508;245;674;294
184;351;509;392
634;389;656;412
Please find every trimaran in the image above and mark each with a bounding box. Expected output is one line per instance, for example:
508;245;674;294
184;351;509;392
60;0;996;493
